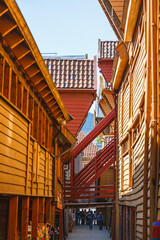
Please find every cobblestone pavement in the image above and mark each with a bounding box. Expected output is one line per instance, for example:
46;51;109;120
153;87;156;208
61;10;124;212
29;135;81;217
66;225;111;240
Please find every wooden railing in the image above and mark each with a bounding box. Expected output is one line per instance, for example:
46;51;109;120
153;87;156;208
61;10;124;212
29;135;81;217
74;138;114;187
64;185;114;202
64;139;115;202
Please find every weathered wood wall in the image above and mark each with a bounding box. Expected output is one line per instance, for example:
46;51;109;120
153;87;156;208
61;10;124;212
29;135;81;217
100;166;113;186
0;53;54;154
116;7;149;239
0;96;54;197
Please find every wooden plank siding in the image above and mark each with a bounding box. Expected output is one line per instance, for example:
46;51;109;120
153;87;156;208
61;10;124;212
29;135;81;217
0;53;54;154
109;0;124;21
132;33;145;119
100;166;114;186
116;10;148;239
0;96;54;197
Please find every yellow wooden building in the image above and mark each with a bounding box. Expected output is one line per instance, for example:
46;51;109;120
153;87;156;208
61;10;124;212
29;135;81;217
98;0;160;239
0;0;76;239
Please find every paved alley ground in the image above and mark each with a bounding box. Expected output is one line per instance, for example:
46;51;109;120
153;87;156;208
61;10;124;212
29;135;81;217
66;225;112;240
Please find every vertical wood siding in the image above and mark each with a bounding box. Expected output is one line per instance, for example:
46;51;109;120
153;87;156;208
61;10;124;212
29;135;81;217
122;83;129;135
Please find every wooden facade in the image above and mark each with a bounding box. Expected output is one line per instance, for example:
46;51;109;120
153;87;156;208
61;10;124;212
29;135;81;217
98;0;160;239
0;0;76;239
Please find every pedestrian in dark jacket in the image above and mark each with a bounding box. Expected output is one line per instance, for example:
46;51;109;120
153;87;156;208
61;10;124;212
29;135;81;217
88;211;94;230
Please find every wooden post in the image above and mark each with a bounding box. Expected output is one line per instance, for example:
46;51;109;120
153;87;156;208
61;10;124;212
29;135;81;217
51;204;56;226
45;198;51;223
8;196;19;240
59;210;63;240
39;198;45;223
124;206;126;240
32;198;39;240
21;197;29;240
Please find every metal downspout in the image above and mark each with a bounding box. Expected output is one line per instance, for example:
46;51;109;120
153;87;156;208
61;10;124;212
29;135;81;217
143;0;151;238
150;0;157;236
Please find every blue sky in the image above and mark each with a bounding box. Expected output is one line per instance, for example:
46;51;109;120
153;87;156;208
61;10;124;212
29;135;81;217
16;0;117;112
16;0;116;58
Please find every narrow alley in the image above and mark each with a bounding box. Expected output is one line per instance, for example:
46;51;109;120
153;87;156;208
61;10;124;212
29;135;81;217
67;225;111;240
1;0;160;239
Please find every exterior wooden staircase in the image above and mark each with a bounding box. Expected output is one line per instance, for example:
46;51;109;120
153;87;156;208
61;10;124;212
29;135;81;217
64;109;116;202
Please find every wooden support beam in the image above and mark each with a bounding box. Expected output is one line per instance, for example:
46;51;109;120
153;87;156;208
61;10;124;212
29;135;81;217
32;198;39;240
59;210;63;240
51;204;56;226
10;72;18;106
12;43;30;60
31;73;44;85
8;67;12;101
39;198;45;223
8;196;18;240
39;88;50;98
0;15;17;37
17;80;23;111
72;109;115;159
36;81;47;92
0;2;8;17
19;55;36;70
4;30;24;49
45;198;51;223
21;197;29;240
43;94;54;103
33;102;39;139
26;66;40;78
3;61;10;98
0;57;4;93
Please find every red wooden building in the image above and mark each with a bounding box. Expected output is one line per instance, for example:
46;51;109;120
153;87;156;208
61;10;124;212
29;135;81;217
44;57;97;137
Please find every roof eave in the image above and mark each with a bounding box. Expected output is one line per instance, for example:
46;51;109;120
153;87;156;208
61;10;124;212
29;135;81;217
4;0;71;124
98;0;124;41
111;42;129;90
124;0;142;42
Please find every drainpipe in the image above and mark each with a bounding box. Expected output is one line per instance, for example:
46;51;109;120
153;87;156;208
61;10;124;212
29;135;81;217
150;0;157;236
113;92;117;240
143;0;151;239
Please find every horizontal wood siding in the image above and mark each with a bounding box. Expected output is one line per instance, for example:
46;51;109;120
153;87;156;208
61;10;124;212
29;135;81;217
132;33;145;119
0;97;28;195
0;97;53;197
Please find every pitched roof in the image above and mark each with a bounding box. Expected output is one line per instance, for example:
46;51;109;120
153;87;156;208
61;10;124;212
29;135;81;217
77;131;100;158
98;41;119;59
44;57;97;137
44;57;96;89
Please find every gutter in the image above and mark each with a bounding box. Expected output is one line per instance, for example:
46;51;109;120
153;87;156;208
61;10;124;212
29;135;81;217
112;42;128;90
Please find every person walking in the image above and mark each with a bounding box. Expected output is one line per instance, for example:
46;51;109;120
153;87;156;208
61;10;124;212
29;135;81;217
88;211;94;230
97;212;104;230
81;209;85;225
